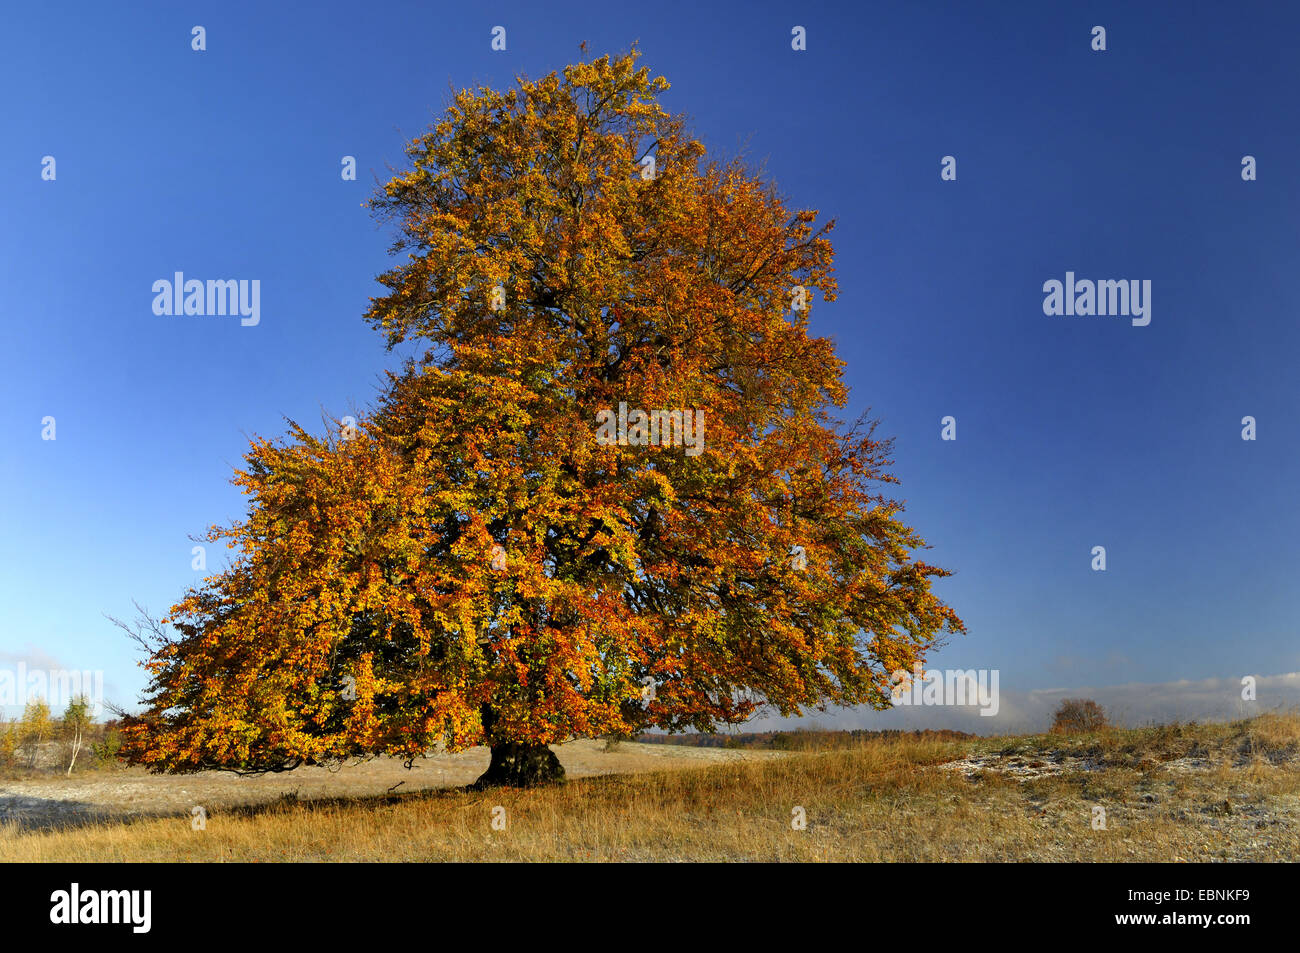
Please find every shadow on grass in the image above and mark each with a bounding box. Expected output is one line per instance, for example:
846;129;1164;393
0;771;624;837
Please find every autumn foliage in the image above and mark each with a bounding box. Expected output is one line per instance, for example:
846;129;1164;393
120;50;964;783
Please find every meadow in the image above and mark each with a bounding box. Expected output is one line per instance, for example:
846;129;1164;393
1;714;1296;862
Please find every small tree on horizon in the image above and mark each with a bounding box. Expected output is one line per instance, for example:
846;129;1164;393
18;699;51;770
0;720;17;770
1050;698;1108;734
117;50;964;787
61;695;92;776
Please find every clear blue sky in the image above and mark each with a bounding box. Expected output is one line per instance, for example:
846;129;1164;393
3;0;1297;729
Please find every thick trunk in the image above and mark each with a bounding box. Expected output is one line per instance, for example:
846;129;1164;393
472;741;566;789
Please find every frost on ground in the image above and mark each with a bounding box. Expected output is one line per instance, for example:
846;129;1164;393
931;725;1300;862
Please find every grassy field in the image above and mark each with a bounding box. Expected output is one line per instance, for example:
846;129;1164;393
2;713;1297;862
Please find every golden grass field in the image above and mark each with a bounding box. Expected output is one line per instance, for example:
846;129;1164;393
2;714;1297;862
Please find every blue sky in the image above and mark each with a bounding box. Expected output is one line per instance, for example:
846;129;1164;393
2;0;1297;730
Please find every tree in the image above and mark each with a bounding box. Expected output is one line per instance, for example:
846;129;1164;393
0;720;17;770
62;695;92;776
18;699;51;770
120;50;964;786
1051;698;1108;734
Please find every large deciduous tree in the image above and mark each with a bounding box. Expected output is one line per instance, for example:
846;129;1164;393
120;50;964;786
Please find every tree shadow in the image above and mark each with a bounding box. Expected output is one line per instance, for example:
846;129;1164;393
0;782;487;836
0;768;614;837
0;793;139;834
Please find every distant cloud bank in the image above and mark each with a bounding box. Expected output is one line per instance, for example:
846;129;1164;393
752;672;1300;735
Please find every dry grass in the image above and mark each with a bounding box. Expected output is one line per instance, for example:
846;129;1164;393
2;714;1297;862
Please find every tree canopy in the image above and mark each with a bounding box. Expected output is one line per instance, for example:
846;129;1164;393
120;50;964;785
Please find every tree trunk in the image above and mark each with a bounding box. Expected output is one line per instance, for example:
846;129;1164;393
471;741;566;789
66;728;82;776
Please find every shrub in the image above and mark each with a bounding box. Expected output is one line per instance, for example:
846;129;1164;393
1051;698;1108;734
92;726;124;765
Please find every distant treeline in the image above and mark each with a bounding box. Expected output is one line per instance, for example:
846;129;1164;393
634;727;974;750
